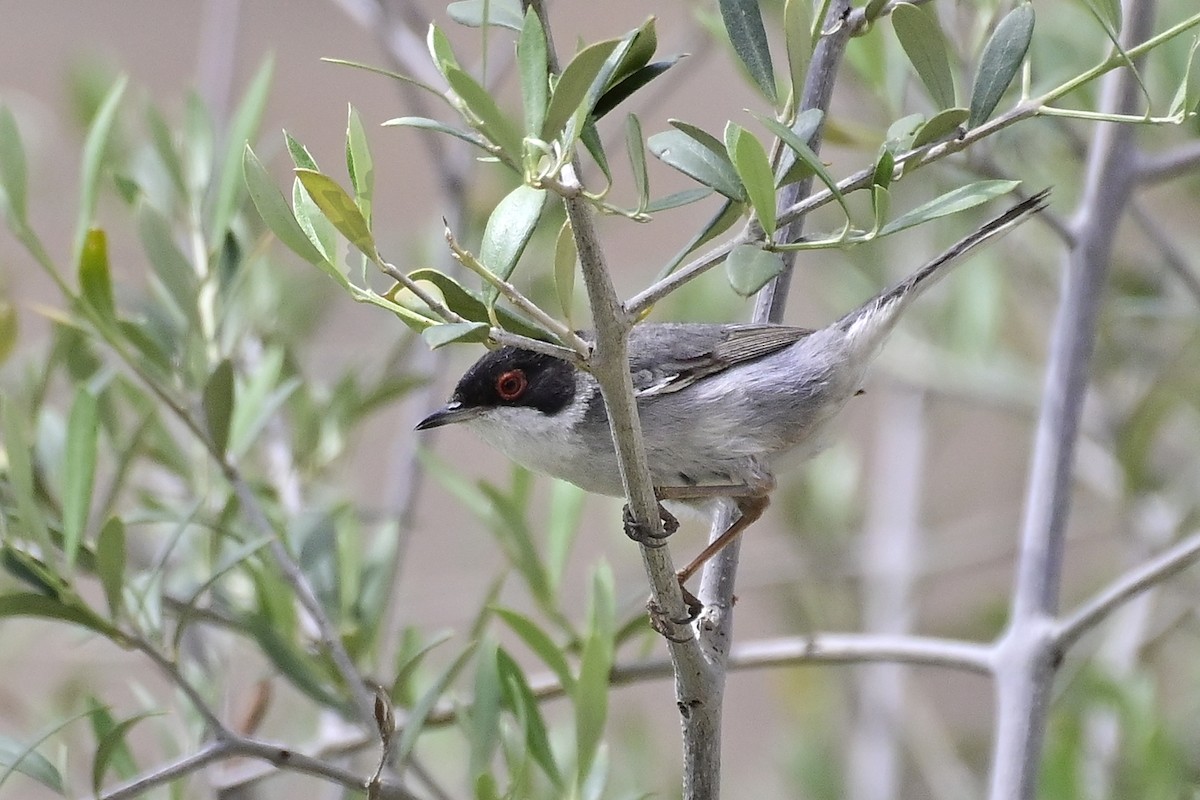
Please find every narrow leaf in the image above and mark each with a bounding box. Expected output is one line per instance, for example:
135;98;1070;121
92;713;156;795
892;3;956;108
0;106;28;223
784;0;813;102
382;116;491;153
872;147;895;189
593;58;681;120
95;518;125;617
2;399;50;552
63;388;99;571
0;592;119;638
284;130;319;170
345;105;374;224
79;228;115;318
518;9;549;137
294;168;378;260
725;244;786;296
648;128;745;201
210;57;273;248
422;321;490;349
203;359;235;455
969;4;1035;128
446;65;524;161
911;107;969;148
625;114;649;211
725;123;777;238
755;113;850;218
494;608;575;692
542;39;620;139
447;0;524;30
243;145;331;268
645;186;712;213
392;644;478;768
878;180;1020;237
574;566;615;784
75;76;128;263
553;220;578;324
137;201;198;325
719;0;778;104
479;184;547;303
145;103;187;198
0;737;63;793
405;268;550;341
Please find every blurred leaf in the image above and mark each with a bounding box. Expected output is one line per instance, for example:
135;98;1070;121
1168;37;1200;118
553;220;578;324
884;112;926;151
0;736;63;793
546;480;585;592
446;65;523;162
63;387;99;572
871;184;891;232
210;57;273;249
0;592;119;639
1081;0;1122;36
655;197;740;279
725;244;786;296
427;24;461;76
422;321;490;349
574;565;614;786
144;103;187;199
494;607;574;692
243;613;346;710
648;127;745;201
345;105;374;225
497;647;563;787
479;184;547;305
872;147;895;189
448;0;523;30
479;483;551;605
229;349;301;457
0;106;27;223
969;3;1035;128
725;122;777;238
75;75;128;263
242;145;334;272
518;9;549;137
382;116;491;153
393;643;478;769
910;107;969;148
645;187;712;213
185;92;215;189
878;179;1020;236
79;228;115;318
137;201;199;325
784;0;813;102
203;358;235;455
542;39;620;139
0;300;17;365
95;518;125;618
391;629;455;704
892;3;955;108
719;0;778;104
295;168;378;260
92;712;156;795
593;58;681;121
469;638;503;780
2;399;51;552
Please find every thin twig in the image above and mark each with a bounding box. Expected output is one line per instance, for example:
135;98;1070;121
1135;140;1200;184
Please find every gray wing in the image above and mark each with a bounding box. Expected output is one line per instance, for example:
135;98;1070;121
627;322;812;396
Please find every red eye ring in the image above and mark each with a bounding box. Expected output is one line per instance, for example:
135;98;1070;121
495;369;528;401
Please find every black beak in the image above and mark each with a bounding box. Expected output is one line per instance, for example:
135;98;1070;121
415;401;482;430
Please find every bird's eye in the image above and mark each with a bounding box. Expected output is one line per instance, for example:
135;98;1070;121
495;369;528;401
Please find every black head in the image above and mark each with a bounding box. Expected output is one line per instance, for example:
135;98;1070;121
415;347;577;430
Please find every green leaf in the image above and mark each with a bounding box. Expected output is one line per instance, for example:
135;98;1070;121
546;479;585;593
784;0;813;102
774;107;824;186
404;268;550;341
79;228;116;318
446;65;524;162
294;168;378;261
719;0;777;104
63;387;99;572
95;518;125;617
0;592;119;639
92;712;156;795
910;107;970;148
645;187;712;213
479;184;547;304
574;565;615;786
393;644;479;769
872;147;895;189
0;106;27;223
447;0;524;30
625;114;649;212
496;648;563;787
969;3;1035;128
892;3;955;109
243;613;346;710
137;201;198;325
75;75;128;263
242;145;334;270
725;243;786;296
382;116;490;153
1082;0;1122;36
145;103;187;199
494;607;575;692
553;221;578;325
754;113;850;219
593;58;681;121
210;57;273;249
203;359;235;455
878;179;1020;237
422;321;490;349
725;123;777;238
0;736;63;793
469;638;503;780
2;399;50;553
0;299;16;366
654;197;740;279
542;39;621;139
345;105;374;225
426;24;460;77
648;127;745;201
518;9;549;137
871;184;891;233
284;130;319;170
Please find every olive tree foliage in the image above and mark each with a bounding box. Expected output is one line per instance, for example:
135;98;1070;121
1;0;1199;798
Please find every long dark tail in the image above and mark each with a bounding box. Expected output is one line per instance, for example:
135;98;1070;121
836;188;1050;351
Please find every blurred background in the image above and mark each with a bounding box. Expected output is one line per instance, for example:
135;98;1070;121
1;1;1199;798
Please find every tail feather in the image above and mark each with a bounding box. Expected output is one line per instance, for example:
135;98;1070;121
837;188;1049;349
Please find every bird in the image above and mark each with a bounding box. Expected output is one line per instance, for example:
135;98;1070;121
417;190;1048;610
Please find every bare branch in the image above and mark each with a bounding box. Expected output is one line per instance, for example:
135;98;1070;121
1135;141;1200;184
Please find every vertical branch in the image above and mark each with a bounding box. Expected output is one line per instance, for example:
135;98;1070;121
688;3;854;797
848;386;926;800
988;1;1155;797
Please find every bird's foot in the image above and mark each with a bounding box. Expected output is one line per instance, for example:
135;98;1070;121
623;502;679;548
647;597;697;643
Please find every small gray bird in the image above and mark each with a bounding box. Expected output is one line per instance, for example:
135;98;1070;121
418;190;1047;600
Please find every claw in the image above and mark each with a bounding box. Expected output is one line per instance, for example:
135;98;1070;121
647;599;694;643
623;503;678;547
